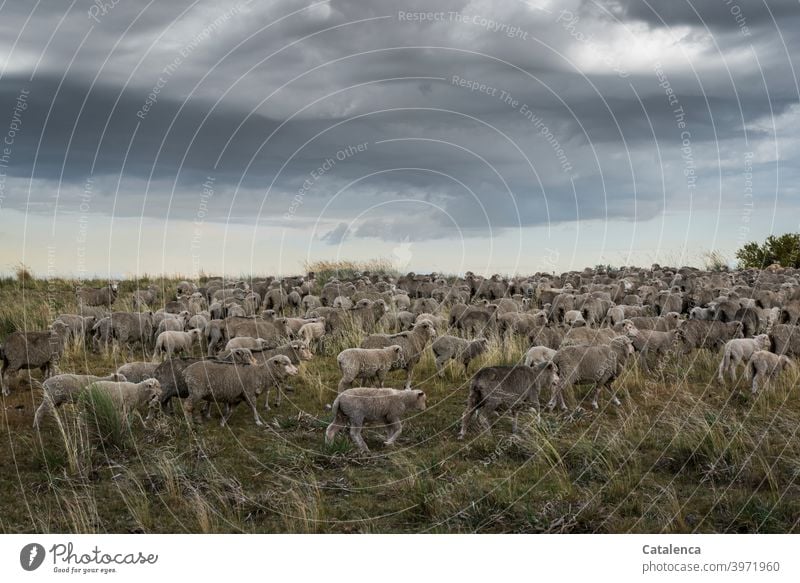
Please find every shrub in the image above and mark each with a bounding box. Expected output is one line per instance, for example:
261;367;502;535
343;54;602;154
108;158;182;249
736;233;800;269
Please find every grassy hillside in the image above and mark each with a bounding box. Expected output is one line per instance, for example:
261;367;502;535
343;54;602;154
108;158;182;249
1;275;799;533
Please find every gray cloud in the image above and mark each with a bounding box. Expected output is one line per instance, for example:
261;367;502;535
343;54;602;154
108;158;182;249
0;0;798;246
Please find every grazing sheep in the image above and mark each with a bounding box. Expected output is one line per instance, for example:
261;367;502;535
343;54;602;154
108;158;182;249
76;282;118;307
298;318;325;347
116;362;160;383
33;373;127;427
431;336;488;377
717;334;771;383
337;345;403;392
457;362;559;439
90;378;162;416
325;387;427;452
549;336;634;410
153;329;203;360
675;320;744;354
523;345;557;367
0;328;66;395
361;320;437;390
183;354;299;425
224;337;272;352
152;348;256;412
564;310;587;328
748;350;794;394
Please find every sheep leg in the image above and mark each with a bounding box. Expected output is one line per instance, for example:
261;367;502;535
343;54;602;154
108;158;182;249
274;383;283;408
325;419;344;444
245;392;264;426
403;365;413;391
383;418;403;446
350;423;369;452
33;396;53;428
457;394;480;440
477;411;492;433
263;387;271;411
182;398;197;424
511;411;520;434
220;403;235;427
729;355;739;383
434;356;447;378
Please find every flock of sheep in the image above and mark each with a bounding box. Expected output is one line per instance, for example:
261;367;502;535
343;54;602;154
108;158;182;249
2;263;799;453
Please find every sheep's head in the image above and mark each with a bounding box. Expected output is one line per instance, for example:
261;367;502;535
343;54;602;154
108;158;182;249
229;348;257;365
388;344;404;363
143;379;162;408
414;320;436;339
271;355;298;376
411;389;427;411
290;341;314;361
755;334;771;350
262;309;276;321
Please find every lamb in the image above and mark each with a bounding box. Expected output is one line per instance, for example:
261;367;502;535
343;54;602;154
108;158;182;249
717;334;771;383
89;378;162;416
298;318;325;347
549;335;634;411
156;313;189;335
457;362;559;439
224;336;272;352
116;361;159;383
431;336;488;377
523;345;557;367
76;282;118;307
325;387;427;452
153;329;203;360
183;354;299;425
33;372;127;427
748;350;795;394
337;345;404;392
1;327;66;395
361;320;437;390
564;309;587;328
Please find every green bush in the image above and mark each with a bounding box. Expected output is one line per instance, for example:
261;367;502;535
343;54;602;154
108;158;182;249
736;233;800;268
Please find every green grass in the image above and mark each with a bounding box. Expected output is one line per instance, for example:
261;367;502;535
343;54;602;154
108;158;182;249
1;275;800;533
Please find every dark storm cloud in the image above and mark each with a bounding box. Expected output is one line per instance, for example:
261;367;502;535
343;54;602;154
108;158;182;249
0;0;798;242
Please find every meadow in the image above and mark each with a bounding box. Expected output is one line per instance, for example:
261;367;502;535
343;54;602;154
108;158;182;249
1;270;799;534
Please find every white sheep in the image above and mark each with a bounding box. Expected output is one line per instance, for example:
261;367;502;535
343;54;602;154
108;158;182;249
717;334;771;383
336;345;403;393
325;387;427;452
89;378;162;416
153;329;203;360
747;350;794;394
523;345;556;367
224;336;272;352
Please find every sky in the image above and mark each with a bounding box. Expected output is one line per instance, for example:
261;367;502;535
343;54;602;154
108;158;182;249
0;0;799;278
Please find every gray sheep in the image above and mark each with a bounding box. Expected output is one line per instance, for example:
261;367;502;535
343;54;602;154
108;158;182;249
337;345;404;392
549;335;634;410
33;372;127;427
361;320;437;390
748;350;795;394
76;282;118;307
89;378;162;416
325;387;427;452
431;335;488;378
183;354;299;425
153;329;203;360
1;327;67;395
458;362;559;439
116;361;160;383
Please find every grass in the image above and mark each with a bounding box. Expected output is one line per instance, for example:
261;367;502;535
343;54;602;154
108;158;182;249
1;275;800;533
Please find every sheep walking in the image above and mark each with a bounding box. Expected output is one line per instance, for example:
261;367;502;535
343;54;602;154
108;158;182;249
116;362;159;383
153;329;203;360
458;362;559;439
549;336;634;411
431;336;488;378
224;336;272;352
717;334;771;383
1;328;67;395
89;378;162;416
361;320;437;390
33;373;127;427
523;345;556;367
336;345;403;393
748;350;794;394
325;387;427;452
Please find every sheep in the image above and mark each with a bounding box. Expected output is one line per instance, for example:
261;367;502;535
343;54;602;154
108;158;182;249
769;324;800;356
717;334;771;383
89;378;162;417
108;311;155;351
116;362;160;383
689;306;713;320
226;304;246;318
337;345;403;392
325;387;427;452
156;313;189;335
132;285;159;309
277;316;319;337
254;340;314;366
188;314;208;331
302;295;322;311
298;318;325;348
152;348;256;412
76;282;118;307
361;320;437;390
33;373;127;427
224;337;272;352
523;345;557;367
431;336;488;377
183;354;299;425
415;313;447;333
549;335;634;411
626;313;681;331
748;350;795;394
333;296;353;309
54;314;96;343
0;327;67;395
153;329;203;360
457;362;559;439
624;325;680;373
564;309;587;328
674;320;744;354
